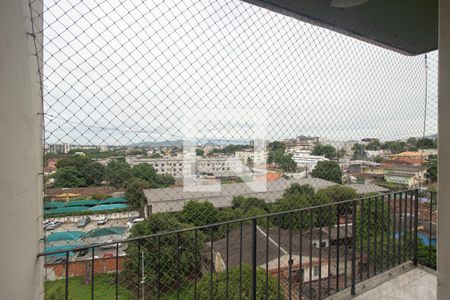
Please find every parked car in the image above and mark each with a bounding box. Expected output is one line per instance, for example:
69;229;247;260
127;217;145;228
43;220;53;228
45;221;62;231
77;216;91;228
99;241;121;251
97;217;109;225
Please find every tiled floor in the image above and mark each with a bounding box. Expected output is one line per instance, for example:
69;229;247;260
354;268;436;300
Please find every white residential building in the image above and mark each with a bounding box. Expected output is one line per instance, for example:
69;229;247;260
126;156;245;177
234;150;267;165
291;150;328;171
47;143;71;154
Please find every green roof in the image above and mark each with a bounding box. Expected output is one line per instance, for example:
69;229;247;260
86;204;128;212
81;227;127;239
44;202;65;209
65;199;100;207
100;197;127;204
44;206;89;215
46;231;84;243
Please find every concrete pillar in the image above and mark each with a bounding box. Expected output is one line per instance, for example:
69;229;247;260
438;1;450;299
0;0;44;299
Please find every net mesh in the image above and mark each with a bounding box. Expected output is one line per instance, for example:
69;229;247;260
30;0;438;298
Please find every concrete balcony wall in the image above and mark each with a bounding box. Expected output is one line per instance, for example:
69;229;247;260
0;0;44;299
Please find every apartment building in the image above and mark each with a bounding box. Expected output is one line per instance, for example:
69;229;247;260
291;150;328;170
126;156;245;177
234;150;268;165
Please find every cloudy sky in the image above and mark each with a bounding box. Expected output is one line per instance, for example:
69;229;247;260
41;0;438;146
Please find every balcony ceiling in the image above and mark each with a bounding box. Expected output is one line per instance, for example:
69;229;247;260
244;0;438;55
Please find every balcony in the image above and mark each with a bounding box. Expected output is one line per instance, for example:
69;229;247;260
1;0;446;299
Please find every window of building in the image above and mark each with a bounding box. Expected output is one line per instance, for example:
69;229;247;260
313;265;319;276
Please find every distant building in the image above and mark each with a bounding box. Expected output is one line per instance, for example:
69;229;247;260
348;160;384;184
211;224;350;285
348;160;383;175
383;164;427;188
144;178;337;213
126;156;245;177
366;150;389;158
234;150;267;165
291;150;328;171
283;136;319;150
197;157;245;176
361;138;378;144
47;143;71;154
45;157;63;173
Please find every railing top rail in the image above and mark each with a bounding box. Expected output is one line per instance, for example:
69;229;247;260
38;189;418;257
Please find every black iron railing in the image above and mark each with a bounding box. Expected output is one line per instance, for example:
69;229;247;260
40;189;436;299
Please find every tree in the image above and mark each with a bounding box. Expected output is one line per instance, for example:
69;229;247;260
270;192;334;229
427;154;437;182
355;194;391;269
149;152;161;158
56;155;105;186
53;166;86;188
365;139;381;150
278;154;297;172
311;161;342;184
316;185;358;203
373;156;383;163
191;265;280;299
311;144;337;159
416;137;436;149
181;201;219;228
56;155;90;169
283;183;315;198
132;163;158;183
156;173;176;188
316;185;358;216
82;161;105;185
125;178;149;216
351;143;367;160
337;148;347;158
267;148;284;165
244;207;271;227
123;214;204;295
216;207;245;238
269;141;286;151
407;137;418;146
131;163;175;188
381;141;405;154
232;196;267;212
195;148;204;157
105;159;132;188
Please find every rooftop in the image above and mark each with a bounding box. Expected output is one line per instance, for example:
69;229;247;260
144;177;337;213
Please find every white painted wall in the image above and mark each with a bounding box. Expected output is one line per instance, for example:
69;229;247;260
0;0;44;299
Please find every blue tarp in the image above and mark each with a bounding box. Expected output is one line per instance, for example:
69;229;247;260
46;231;84;242
44;206;90;215
100;197;127;204
44;202;65;209
65;199;100;207
86;204;128;212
